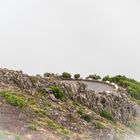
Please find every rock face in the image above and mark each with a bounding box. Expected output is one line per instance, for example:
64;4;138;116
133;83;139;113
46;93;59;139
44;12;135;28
61;82;139;124
0;68;139;124
0;68;56;94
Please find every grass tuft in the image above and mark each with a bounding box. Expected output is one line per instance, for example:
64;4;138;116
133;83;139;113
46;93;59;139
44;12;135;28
27;123;37;131
0;91;26;107
95;121;105;129
100;111;114;122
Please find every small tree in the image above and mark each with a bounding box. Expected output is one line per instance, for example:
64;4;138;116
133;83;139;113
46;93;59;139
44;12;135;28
102;76;110;81
44;73;51;77
44;73;58;78
87;74;101;80
62;72;71;79
74;74;80;79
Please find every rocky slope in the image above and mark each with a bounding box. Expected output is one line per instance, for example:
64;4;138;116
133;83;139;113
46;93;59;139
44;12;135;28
0;68;139;140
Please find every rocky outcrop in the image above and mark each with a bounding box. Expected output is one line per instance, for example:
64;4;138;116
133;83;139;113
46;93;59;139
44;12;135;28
0;68;139;125
61;82;139;124
0;68;56;94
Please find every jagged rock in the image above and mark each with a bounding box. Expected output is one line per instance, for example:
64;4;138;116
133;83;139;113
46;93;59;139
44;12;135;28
0;68;139;125
62;82;139;124
49;94;57;102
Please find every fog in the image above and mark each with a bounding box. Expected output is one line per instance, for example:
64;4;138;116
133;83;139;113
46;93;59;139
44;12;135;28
0;0;140;80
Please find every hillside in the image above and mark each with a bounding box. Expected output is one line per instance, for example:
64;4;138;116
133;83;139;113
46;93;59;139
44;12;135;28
0;69;139;140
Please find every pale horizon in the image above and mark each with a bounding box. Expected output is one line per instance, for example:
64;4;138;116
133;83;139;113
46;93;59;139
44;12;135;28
0;0;140;80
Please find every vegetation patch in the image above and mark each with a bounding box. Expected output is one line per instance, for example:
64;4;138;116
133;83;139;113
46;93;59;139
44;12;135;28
27;97;36;105
46;119;61;130
27;123;37;131
103;75;140;100
61;72;71;79
100;111;114;122
48;86;65;100
60;129;69;136
38;117;70;135
33;107;46;118
0;91;26;107
95;121;105;129
86;74;101;80
77;110;92;123
74;74;80;79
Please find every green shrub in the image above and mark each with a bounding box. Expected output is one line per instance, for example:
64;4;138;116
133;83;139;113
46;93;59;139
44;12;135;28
95;121;105;129
74;74;80;79
100;111;114;122
44;73;56;77
49;86;65;100
102;75;110;81
0;92;26;107
87;74;101;80
102;75;140;100
44;73;51;77
62;72;71;79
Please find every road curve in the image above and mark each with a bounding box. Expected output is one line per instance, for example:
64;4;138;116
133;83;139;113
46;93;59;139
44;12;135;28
61;80;117;92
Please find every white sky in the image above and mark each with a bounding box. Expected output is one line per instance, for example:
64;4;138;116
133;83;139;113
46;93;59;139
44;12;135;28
0;0;140;80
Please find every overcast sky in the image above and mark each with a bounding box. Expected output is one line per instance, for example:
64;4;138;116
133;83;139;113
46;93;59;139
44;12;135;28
0;0;140;80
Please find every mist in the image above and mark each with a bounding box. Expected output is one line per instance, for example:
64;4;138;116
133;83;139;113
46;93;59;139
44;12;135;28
0;0;140;80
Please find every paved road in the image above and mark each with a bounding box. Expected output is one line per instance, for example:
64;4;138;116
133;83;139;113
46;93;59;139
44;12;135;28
62;80;116;92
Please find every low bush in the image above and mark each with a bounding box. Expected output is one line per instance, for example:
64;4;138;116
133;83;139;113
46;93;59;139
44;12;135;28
0;92;26;107
44;73;56;77
49;86;65;100
102;75;140;100
95;121;105;129
44;73;52;77
100;111;114;122
62;72;71;79
74;74;80;79
87;74;101;80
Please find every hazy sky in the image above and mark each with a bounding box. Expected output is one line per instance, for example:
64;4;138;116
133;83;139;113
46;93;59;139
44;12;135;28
0;0;140;80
